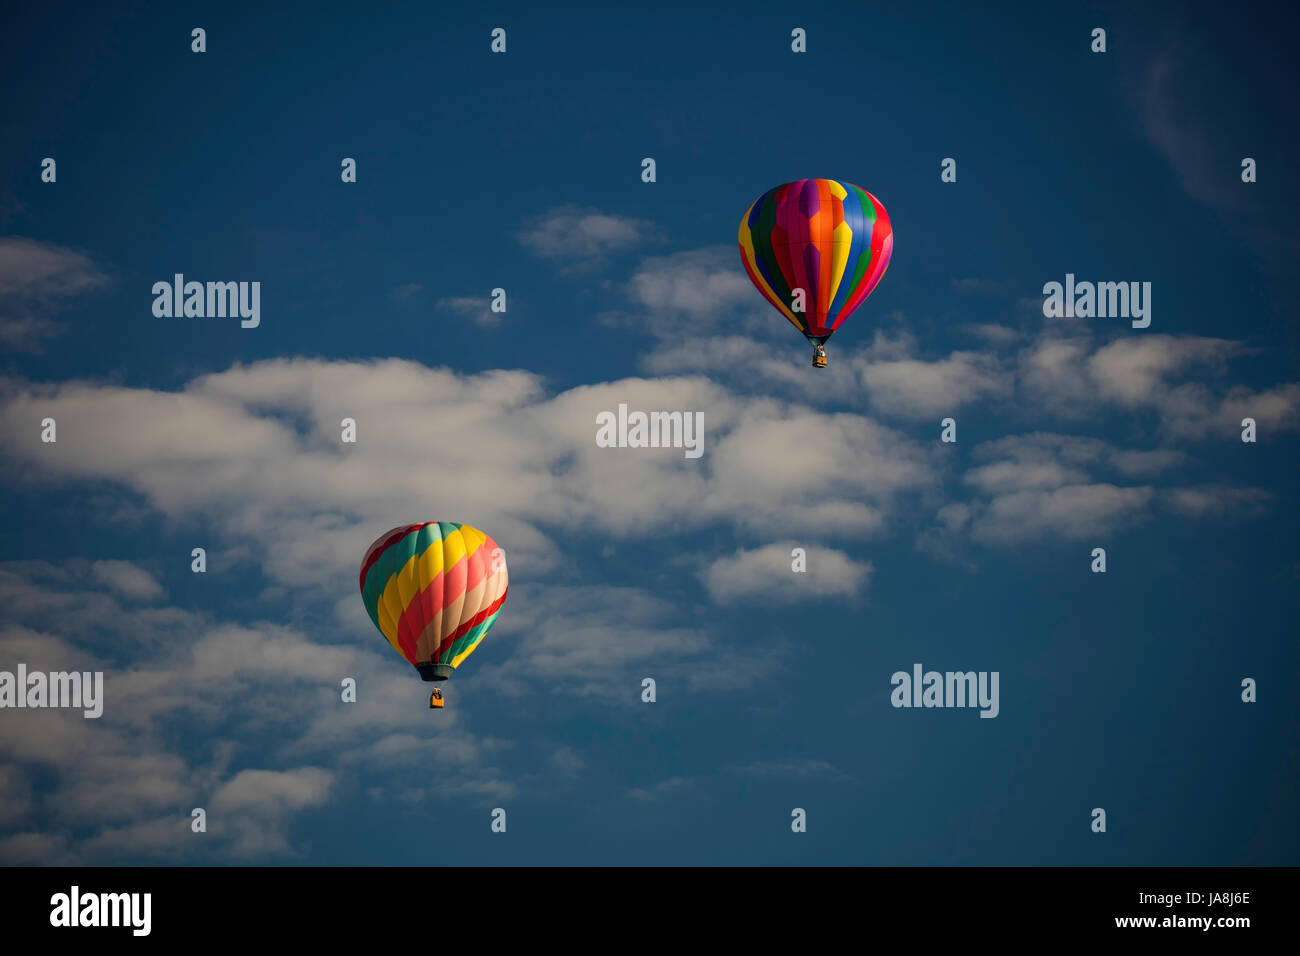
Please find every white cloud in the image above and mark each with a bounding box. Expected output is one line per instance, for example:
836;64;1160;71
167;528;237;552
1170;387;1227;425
964;434;1180;495
702;542;871;604
436;294;500;328
0;831;68;864
0;333;1286;860
478;584;715;700
704;409;936;536
970;483;1156;544
519;205;655;263
860;350;1010;419
1017;334;1097;415
1161;486;1271;517
0;236;107;299
627;246;754;324
1014;330;1298;439
0;361;940;564
211;767;334;813
949;434;1182;545
168;768;339;858
1087;336;1240;406
0;766;33;827
638;294;1014;421
961;323;1023;347
0;237;108;353
90;560;166;601
0;563;524;861
1159;381;1300;440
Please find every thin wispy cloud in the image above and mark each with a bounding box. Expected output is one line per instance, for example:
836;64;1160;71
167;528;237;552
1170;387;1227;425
436;294;501;328
0;237;108;353
519;205;656;265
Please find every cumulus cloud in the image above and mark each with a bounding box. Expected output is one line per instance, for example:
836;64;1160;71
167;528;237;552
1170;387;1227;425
633;277;1014;420
519;205;655;264
0;766;33;827
0;237;107;300
702;542;871;604
0;344;1283;860
0;561;195;636
0;561;534;862
615;242;1296;441
626;253;1272;433
90;560;166;601
1016;330;1299;438
1087;336;1241;406
478;584;716;700
212;767;333;815
0;831;68;864
969;483;1156;544
860;350;1010;419
964;434;1180;494
76;768;335;861
626;246;755;330
0;361;939;568
0;350;1274;594
1016;334;1100;416
929;433;1189;547
1158;381;1300;440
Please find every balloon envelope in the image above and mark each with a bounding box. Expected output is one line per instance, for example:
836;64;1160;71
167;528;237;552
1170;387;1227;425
359;521;508;681
738;179;893;344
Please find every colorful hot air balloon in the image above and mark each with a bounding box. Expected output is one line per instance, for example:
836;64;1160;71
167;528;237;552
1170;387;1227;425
358;521;508;709
738;179;893;368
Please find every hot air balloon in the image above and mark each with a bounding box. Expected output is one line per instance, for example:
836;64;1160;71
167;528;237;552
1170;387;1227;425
359;521;508;709
738;179;893;368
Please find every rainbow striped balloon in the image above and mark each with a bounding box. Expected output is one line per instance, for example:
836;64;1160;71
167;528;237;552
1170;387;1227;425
359;521;508;682
738;179;893;343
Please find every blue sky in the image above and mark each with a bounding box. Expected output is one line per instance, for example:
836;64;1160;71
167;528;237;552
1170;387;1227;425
0;0;1297;865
